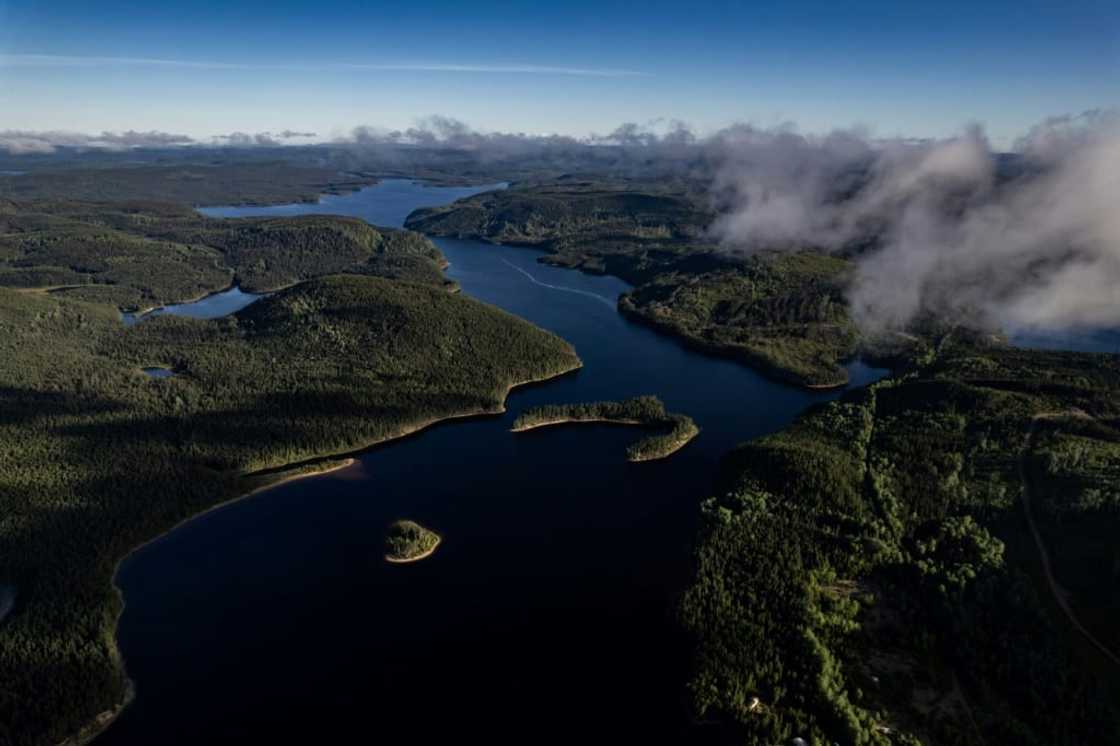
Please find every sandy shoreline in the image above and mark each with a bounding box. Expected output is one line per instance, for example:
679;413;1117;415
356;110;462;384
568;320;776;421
242;458;357;497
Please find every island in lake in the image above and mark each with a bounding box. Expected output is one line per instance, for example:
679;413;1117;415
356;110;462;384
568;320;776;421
385;520;442;563
511;395;699;461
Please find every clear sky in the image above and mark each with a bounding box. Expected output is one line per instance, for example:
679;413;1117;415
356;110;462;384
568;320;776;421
0;0;1117;145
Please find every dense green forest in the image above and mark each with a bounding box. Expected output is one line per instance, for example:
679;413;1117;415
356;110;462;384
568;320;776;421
512;395;699;461
0;272;579;745
680;337;1120;744
405;181;859;387
0;163;376;206
0;199;452;311
384;520;441;562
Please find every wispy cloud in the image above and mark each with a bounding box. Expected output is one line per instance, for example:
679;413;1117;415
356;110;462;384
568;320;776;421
0;128;321;154
0;54;645;78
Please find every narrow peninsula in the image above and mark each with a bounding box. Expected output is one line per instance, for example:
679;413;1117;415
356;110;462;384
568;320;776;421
512;395;699;461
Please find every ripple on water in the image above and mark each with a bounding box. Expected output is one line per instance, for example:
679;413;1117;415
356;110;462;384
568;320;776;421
0;585;15;624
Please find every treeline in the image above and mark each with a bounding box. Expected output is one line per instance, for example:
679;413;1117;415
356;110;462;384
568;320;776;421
405;181;863;388
0;163;376;206
512;394;669;428
680;339;1120;744
0;275;579;746
512;395;698;461
0;200;451;312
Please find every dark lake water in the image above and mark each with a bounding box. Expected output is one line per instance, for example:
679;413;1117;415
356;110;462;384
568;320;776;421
98;180;886;745
1010;327;1120;355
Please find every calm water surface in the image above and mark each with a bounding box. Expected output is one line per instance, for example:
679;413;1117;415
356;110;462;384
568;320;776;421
140;367;176;379
1010;327;1120;354
99;181;886;745
122;286;263;326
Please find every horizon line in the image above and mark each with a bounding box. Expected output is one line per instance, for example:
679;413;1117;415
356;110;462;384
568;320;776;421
0;53;647;78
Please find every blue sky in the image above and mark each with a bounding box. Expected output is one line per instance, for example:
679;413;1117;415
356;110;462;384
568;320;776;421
0;0;1117;146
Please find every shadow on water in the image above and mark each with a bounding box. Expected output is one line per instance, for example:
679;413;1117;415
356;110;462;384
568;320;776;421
99;181;887;745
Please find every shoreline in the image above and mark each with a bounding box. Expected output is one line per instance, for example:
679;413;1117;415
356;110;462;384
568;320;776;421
121;278;243;322
241;458;357;498
511;416;644;432
385;534;443;564
76;357;583;746
512;412;699;461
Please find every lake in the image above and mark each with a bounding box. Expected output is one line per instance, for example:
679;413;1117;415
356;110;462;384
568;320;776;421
122;286;263;326
97;180;885;745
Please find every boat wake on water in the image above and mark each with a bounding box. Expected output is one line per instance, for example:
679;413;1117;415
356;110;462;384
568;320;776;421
500;258;617;308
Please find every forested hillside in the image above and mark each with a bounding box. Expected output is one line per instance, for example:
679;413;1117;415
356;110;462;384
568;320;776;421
0;275;579;746
681;338;1120;744
0;200;452;311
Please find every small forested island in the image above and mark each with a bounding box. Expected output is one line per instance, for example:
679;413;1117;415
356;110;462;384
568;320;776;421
384;520;442;563
511;395;699;461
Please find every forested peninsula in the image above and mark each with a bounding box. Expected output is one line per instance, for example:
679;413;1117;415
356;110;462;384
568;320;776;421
512;395;699;461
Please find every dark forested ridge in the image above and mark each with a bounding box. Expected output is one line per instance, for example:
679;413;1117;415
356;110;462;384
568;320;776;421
680;338;1120;744
0;272;579;746
0;163;376;206
0;199;452;311
405;181;860;387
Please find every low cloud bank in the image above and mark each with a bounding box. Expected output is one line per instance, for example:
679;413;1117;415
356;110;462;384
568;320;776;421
0;129;195;154
212;130;318;147
708;111;1120;335
0;129;317;154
